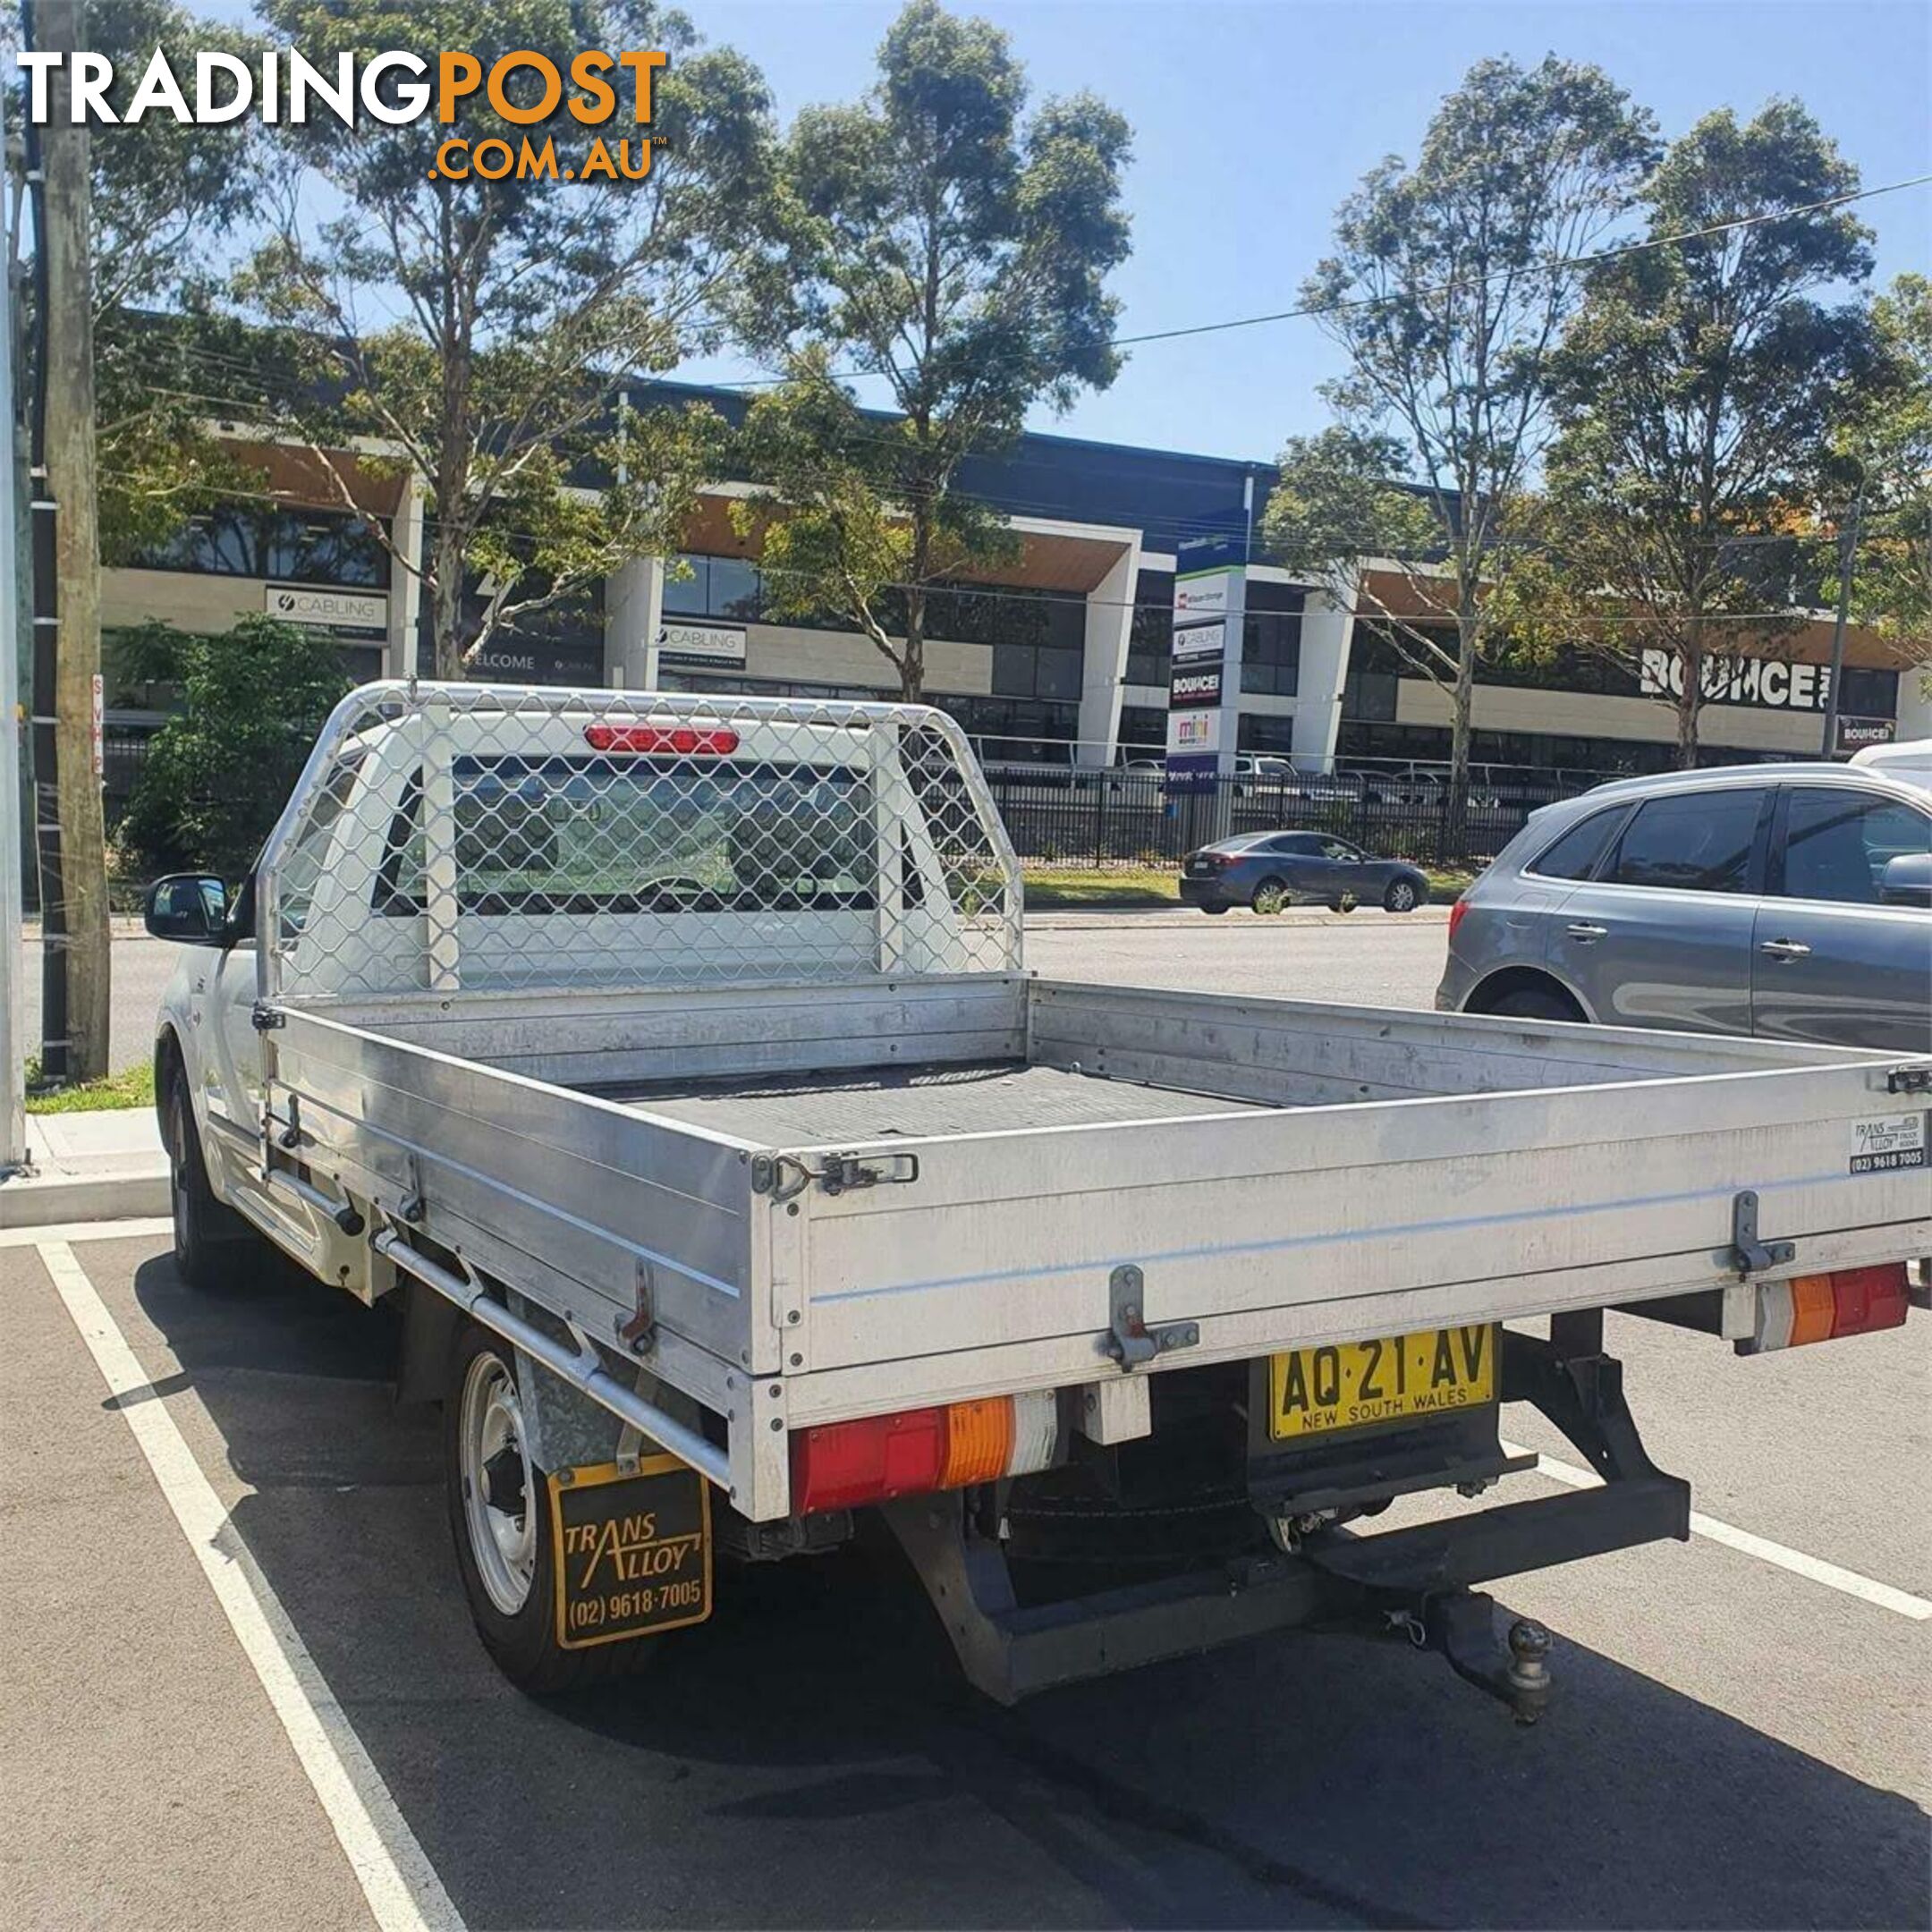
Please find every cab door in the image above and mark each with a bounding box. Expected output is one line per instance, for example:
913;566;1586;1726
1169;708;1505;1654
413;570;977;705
1751;784;1932;1051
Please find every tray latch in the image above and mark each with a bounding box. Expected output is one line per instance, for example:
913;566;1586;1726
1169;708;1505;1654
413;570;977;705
1105;1264;1200;1370
1730;1190;1795;1277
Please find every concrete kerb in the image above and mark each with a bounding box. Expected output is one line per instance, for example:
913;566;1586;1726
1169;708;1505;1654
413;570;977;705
0;1109;170;1230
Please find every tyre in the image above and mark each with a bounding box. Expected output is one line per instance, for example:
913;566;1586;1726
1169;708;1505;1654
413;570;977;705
1200;902;1231;916
1484;986;1582;1023
1326;893;1358;914
444;1322;654;1694
165;1077;252;1292
1383;879;1420;913
1251;877;1289;916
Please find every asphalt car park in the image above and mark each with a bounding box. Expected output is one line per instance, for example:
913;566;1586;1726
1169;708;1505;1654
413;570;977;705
4;1239;1926;1928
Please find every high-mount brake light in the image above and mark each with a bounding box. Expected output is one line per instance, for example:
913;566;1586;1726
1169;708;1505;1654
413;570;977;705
583;724;741;755
1741;1263;1910;1354
789;1392;1058;1513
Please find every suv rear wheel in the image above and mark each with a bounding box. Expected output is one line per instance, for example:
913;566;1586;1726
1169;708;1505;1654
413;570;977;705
1484;986;1583;1023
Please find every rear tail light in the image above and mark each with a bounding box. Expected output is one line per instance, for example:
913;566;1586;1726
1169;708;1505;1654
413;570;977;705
1446;896;1471;942
789;1392;1059;1513
584;723;741;755
1741;1264;1911;1353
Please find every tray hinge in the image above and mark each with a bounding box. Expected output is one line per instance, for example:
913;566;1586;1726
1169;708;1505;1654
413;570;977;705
1730;1190;1795;1277
1104;1264;1200;1370
1885;1063;1932;1096
616;1258;657;1357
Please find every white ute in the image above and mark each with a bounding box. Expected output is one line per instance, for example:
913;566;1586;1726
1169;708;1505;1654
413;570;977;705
146;682;1931;1709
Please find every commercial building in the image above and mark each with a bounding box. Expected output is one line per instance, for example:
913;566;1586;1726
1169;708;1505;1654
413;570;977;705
102;383;1929;780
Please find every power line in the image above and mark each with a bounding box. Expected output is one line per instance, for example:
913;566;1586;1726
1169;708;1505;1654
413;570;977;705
702;170;1932;386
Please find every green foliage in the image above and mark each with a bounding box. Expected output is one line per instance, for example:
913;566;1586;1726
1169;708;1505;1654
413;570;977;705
1538;101;1883;758
733;0;1131;698
115;617;353;879
239;0;778;675
1825;274;1932;653
68;0;273;562
1279;56;1655;776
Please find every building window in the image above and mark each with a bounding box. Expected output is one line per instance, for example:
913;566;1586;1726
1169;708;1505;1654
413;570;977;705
130;504;390;589
664;553;764;622
1235;714;1299;754
1239;581;1302;697
1125;568;1174;687
1835;665;1899;719
1117;706;1166;755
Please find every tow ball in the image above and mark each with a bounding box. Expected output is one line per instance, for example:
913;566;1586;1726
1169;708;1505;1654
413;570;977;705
1390;1591;1555;1724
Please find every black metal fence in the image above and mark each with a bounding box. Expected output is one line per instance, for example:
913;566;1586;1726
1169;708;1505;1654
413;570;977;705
979;765;1620;869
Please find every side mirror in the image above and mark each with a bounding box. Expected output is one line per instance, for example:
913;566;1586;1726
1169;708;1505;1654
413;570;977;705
145;873;230;945
1878;852;1932;909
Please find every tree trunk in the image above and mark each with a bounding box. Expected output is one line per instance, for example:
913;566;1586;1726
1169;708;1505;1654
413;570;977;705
900;586;925;702
431;526;466;680
39;0;110;1082
1675;617;1703;769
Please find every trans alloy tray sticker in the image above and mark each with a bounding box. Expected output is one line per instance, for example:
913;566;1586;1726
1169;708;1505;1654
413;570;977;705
549;1455;712;1650
1848;1113;1928;1176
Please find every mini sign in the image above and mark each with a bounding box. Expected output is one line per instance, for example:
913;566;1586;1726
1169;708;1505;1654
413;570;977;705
549;1454;712;1649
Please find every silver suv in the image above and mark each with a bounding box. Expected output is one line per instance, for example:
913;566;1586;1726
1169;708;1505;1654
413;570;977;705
1436;763;1932;1051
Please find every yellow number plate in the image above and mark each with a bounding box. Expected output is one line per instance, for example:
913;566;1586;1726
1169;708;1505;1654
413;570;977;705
1268;1325;1497;1441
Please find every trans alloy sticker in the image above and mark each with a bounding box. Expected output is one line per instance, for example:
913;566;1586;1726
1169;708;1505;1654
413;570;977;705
1848;1113;1928;1176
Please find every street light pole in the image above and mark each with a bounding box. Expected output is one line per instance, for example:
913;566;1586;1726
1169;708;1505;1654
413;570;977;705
1821;473;1864;761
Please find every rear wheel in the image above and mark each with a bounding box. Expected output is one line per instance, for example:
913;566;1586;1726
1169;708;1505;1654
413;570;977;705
1383;879;1420;913
1484;986;1583;1023
1326;893;1358;914
1251;877;1288;916
1200;902;1231;916
445;1321;656;1694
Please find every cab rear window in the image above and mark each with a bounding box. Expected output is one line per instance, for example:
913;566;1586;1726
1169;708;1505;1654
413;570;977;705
374;755;877;916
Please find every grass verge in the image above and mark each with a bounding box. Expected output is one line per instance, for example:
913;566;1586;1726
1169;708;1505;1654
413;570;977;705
24;1059;157;1114
1021;866;1181;908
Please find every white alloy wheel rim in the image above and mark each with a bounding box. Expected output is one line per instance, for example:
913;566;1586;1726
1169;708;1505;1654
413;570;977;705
1390;882;1416;911
461;1349;537;1615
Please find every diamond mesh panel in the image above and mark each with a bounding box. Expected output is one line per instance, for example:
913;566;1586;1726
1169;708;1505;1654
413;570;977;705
258;682;1022;1002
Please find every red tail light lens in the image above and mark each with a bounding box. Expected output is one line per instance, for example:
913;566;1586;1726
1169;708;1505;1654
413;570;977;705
1447;896;1471;942
584;724;741;755
1823;1264;1910;1338
789;1394;1057;1513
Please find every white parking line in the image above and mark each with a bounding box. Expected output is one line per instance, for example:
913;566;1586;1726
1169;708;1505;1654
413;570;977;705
1501;1437;1932;1621
38;1239;464;1932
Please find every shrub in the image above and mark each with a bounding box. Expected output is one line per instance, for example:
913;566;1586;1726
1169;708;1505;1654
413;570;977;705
116;615;354;881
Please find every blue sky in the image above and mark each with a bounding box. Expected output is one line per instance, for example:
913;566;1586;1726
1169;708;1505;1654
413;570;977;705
670;0;1931;461
189;0;1930;462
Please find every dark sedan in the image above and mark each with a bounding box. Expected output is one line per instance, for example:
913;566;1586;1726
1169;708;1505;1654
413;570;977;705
1178;832;1431;915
